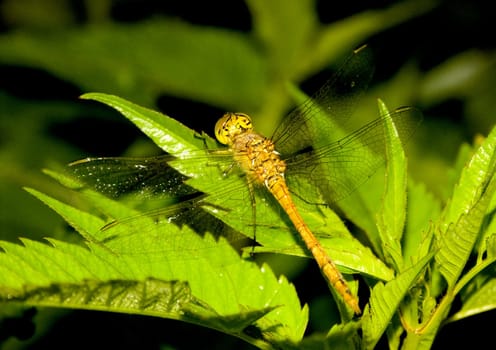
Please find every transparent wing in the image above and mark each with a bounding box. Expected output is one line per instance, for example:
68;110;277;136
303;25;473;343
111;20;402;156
68;148;237;199
272;45;374;156
68;155;195;198
285;106;423;204
66;150;284;247
67;153;255;259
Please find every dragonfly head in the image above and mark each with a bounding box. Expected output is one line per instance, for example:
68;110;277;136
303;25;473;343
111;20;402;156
215;112;253;145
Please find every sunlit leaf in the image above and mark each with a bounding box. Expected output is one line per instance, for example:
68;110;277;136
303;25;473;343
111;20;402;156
376;99;408;270
362;253;433;350
0;187;308;347
435;126;496;288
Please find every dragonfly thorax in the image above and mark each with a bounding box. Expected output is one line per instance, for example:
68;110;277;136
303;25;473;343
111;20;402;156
215;112;253;145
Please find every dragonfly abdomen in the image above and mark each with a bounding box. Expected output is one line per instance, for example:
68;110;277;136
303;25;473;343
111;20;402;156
270;180;361;314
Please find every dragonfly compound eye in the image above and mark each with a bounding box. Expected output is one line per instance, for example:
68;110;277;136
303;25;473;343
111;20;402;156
215;112;253;145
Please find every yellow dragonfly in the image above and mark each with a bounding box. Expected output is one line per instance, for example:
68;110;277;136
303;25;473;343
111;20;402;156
69;46;421;314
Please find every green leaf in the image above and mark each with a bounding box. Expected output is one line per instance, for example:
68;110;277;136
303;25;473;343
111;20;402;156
449;277;496;322
0;277;279;346
361;253;433;350
435;125;496;288
297;320;361;349
403;181;440;260
1;187;308;347
375;99;408;270
407;127;496;349
445;235;496;322
2;279;203;318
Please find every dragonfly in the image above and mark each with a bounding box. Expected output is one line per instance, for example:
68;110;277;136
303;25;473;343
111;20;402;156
69;45;422;315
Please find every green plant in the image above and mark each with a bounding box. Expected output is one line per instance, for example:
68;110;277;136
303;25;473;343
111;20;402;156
1;91;495;349
1;0;495;348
